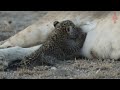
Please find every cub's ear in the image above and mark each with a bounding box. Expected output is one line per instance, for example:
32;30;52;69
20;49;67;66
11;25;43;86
53;21;59;27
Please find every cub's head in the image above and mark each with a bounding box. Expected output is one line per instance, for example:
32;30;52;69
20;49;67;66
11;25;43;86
53;20;86;40
53;20;87;49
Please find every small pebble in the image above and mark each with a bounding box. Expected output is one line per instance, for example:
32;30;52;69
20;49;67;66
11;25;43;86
51;67;57;70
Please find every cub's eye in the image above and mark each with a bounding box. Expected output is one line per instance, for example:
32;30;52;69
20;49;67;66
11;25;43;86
63;23;66;26
66;27;70;32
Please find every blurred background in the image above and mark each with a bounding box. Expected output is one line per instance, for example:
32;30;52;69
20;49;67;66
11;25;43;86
0;11;47;41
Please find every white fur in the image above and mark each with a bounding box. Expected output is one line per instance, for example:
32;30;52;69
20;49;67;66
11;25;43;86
80;12;120;59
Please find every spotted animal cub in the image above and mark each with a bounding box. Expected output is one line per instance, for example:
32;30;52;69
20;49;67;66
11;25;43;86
5;20;86;71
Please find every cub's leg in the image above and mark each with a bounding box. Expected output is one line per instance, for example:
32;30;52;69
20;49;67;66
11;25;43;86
4;55;61;71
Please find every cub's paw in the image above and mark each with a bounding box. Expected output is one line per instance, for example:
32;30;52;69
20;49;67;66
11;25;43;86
4;60;22;71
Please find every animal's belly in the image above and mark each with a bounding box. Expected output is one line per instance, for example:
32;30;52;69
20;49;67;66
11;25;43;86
81;30;120;59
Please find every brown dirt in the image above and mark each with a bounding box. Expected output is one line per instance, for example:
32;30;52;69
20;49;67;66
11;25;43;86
0;11;120;79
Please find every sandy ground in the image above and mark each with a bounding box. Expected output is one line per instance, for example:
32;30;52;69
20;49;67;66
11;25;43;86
0;11;120;79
